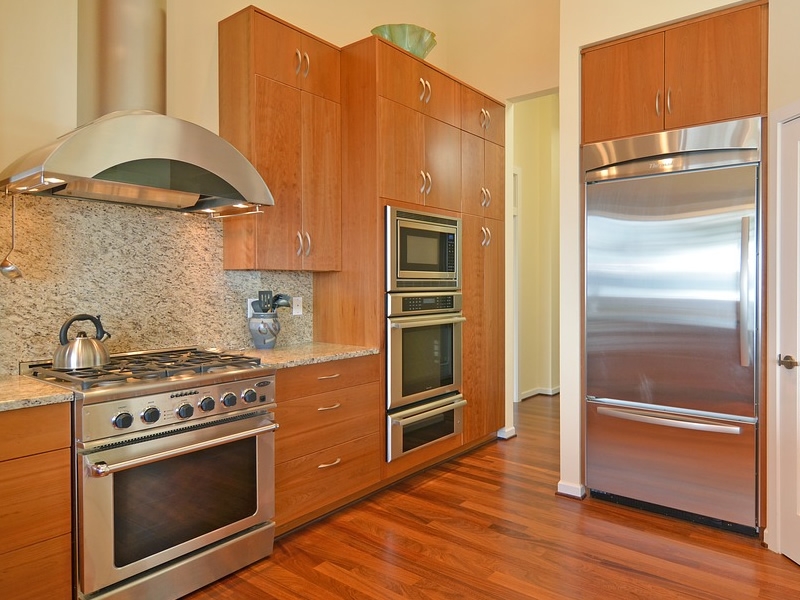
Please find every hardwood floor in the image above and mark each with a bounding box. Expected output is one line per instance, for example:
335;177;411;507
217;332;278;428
184;396;800;599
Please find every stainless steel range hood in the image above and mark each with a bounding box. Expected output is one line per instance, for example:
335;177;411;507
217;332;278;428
0;0;273;217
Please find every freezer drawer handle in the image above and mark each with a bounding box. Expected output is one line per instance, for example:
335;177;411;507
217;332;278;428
597;406;742;435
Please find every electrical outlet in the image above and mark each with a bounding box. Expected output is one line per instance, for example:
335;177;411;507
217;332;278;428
247;298;258;318
292;296;303;315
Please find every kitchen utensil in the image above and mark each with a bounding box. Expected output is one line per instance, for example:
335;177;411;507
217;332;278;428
259;290;272;314
271;293;292;311
54;314;111;369
0;196;22;280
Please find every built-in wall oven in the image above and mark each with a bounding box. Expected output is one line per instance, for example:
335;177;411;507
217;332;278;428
386;206;466;462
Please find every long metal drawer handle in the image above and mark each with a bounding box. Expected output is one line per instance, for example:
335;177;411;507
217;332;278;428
392;398;468;426
597;406;741;435
317;373;341;380
296;231;304;256
87;422;279;477
739;216;750;367
317;402;342;411
391;316;466;329
318;457;342;469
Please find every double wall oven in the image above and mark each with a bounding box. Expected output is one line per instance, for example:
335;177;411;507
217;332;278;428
386;206;466;461
23;348;278;600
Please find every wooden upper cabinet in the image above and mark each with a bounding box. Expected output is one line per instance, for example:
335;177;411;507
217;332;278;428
461;132;504;219
664;5;764;130
377;41;458;127
581;2;767;144
461;85;505;147
253;9;340;102
220;6;341;271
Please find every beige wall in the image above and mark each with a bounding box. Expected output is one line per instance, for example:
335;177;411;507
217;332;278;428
514;93;560;399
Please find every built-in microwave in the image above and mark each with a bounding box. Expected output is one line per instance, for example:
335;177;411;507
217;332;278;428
386;206;461;291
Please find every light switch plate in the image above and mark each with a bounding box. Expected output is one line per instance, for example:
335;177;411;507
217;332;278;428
292;296;303;315
247;298;257;318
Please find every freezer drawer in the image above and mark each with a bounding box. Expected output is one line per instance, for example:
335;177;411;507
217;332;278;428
586;400;756;528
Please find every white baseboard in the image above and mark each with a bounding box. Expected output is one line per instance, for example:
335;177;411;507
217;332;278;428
557;480;586;499
497;426;516;439
517;386;560;401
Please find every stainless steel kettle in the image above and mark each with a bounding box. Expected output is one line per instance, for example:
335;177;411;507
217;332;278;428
54;314;111;369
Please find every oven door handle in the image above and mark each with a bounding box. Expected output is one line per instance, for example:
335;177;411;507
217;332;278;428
390;315;466;329
391;398;467;426
86;422;279;477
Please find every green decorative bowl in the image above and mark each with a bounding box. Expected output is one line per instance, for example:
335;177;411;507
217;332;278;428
371;24;437;59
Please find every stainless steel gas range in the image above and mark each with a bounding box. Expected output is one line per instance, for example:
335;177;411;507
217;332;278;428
22;348;278;600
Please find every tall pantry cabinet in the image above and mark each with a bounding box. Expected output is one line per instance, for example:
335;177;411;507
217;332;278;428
219;7;342;271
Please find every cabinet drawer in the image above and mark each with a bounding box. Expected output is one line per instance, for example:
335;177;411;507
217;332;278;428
276;433;380;524
275;381;380;463
0;448;72;555
0;403;70;461
0;533;72;600
276;354;380;400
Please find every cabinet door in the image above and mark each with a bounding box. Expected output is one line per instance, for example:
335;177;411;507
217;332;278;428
461;86;505;147
378;97;425;205
299;34;341;102
254;12;304;87
301;92;342;271
254;76;303;270
484;141;505;221
664;5;763;129
417;62;458;126
461;131;485;217
483;217;505;435
423;116;461;212
582;32;665;143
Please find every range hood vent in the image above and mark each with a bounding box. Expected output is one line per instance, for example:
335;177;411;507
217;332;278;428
0;0;273;216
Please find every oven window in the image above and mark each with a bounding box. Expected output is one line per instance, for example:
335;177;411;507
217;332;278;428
403;409;456;453
402;323;454;396
113;438;257;567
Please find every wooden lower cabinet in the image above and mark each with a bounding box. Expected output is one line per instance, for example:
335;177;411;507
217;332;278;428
0;403;72;600
274;355;381;532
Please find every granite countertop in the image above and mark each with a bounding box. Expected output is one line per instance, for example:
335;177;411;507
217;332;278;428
0;342;378;413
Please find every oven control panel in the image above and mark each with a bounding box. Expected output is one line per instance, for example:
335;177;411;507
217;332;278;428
76;375;276;444
387;291;462;317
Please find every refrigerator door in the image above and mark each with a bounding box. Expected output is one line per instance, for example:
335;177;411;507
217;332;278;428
585;163;758;417
586;399;756;528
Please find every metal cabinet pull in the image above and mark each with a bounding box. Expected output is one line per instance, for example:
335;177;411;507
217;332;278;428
317;373;341;380
425;172;432;195
318;457;342;469
304;231;312;257
779;354;799;369
302;52;310;78
479;108;487;128
424;80;432;104
485;109;491;129
295;231;304;256
666;87;672;115
481;226;488;246
485;188;492;207
317;402;342;411
419;78;426;101
480;188;487;207
294;49;302;75
419;170;427;193
655;89;661;117
485;226;492;246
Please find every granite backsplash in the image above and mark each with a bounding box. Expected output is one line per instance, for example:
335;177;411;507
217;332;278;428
0;194;312;376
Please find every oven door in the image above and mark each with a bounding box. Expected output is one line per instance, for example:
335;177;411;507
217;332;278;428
77;412;277;597
387;312;465;409
387;393;467;461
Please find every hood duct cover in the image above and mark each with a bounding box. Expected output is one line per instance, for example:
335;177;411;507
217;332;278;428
0;110;274;215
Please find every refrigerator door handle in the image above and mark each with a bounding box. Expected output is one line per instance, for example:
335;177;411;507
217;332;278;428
597;406;742;435
739;216;751;367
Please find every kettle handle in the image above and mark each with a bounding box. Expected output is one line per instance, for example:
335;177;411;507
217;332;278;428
59;314;111;345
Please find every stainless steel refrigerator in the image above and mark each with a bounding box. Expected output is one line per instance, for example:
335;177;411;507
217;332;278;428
583;117;761;533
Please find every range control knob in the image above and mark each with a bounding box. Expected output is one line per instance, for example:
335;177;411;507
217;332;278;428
142;407;161;424
199;396;216;412
177;403;194;419
222;392;238;408
242;388;258;403
113;412;134;429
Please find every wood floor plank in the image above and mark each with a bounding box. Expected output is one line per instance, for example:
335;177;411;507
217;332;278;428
184;396;800;599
